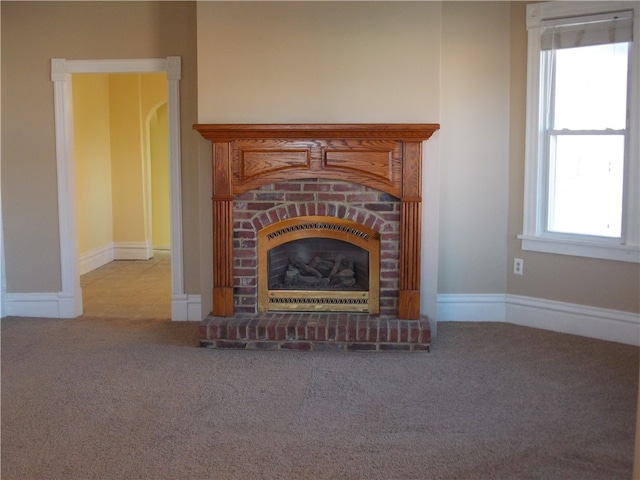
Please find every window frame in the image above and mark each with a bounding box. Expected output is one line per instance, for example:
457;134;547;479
520;1;640;263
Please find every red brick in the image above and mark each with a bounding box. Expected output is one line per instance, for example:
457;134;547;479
237;319;251;339
305;203;317;215
266;319;277;340
317;192;345;202
347;343;377;351
378;320;388;342
305;323;317;341
234;306;254;314
248;341;280;350
267;210;279;224
275;319;287;340
258;212;270;225
226;323;239;340
235;192;255;201
316;324;327;341
285;193;315;202
399;322;409;342
286;323;297;340
286;204;298;219
409;322;420;343
313;342;345;352
336;322;347;342
240;258;257;268
368;318;380;342
247;202;276;212
215;340;247;349
379;343;411;351
198;323;209;338
256;192;284;201
346;193;378;202
296;320;306;340
274;182;301;191
247;319;260;340
357;320;369;342
303;182;330;192
388;320;399;342
281;342;312;351
332;182;361;192
207;324;219;340
419;326;431;344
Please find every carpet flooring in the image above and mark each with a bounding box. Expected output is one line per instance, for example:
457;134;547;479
1;317;638;480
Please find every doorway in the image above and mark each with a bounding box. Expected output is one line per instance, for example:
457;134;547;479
73;73;170;319
51;57;187;320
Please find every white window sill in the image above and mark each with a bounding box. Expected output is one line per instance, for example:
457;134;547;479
518;234;640;263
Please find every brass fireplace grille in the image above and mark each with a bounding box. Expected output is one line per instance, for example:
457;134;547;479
258;216;380;314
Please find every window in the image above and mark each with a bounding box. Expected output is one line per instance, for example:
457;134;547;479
521;2;639;263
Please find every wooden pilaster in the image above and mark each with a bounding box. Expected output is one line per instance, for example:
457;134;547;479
398;141;423;320
211;142;235;316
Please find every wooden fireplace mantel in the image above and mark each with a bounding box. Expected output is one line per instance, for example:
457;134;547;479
194;123;440;320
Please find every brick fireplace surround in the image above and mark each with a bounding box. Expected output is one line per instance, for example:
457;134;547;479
194;124;439;352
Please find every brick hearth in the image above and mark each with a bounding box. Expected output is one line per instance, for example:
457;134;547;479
200;313;430;352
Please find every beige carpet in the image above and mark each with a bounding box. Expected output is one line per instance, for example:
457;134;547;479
1;317;638;480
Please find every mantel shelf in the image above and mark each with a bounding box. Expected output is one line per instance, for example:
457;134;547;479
193;123;440;141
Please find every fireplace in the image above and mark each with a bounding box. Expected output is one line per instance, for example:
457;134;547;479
194;124;439;322
258;215;380;314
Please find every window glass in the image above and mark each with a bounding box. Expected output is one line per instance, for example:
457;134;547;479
552;43;629;130
548;135;625;237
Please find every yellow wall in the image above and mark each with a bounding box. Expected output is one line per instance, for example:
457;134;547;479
140;74;169;250
73;74;114;255
73;73;169;260
149;103;170;249
109;74;147;244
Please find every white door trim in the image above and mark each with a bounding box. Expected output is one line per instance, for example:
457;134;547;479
50;57;186;320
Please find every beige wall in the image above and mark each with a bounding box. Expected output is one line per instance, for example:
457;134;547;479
196;2;441;123
73;74;114;255
1;1;198;293
439;1;510;294
506;2;639;313
1;1;638;315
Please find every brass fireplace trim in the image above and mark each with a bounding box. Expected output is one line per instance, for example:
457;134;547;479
258;216;380;314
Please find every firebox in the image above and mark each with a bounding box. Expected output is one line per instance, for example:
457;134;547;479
258;216;380;313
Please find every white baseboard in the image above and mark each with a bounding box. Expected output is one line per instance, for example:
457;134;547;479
4;290;636;346
171;294;203;321
4;292;81;318
506;295;640;347
437;294;507;322
437;293;640;347
79;244;114;275
113;242;152;260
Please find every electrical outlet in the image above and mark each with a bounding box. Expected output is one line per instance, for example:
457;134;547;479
513;258;524;275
